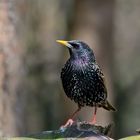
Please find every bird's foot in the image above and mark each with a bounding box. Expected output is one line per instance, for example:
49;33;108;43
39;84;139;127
60;119;74;128
89;114;96;124
88;120;96;125
90;118;96;124
88;121;96;125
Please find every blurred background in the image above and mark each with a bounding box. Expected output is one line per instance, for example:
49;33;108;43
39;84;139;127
0;0;140;139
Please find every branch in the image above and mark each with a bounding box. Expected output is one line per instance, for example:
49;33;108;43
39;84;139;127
1;123;140;139
28;121;114;139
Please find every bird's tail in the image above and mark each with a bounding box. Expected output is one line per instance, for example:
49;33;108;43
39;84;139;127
102;100;116;111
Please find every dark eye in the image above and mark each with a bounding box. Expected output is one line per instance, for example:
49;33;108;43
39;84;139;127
73;43;79;49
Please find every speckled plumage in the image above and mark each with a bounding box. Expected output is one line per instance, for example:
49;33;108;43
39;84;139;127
61;60;106;107
60;40;115;111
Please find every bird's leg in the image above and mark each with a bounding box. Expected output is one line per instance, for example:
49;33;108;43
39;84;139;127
90;105;97;124
61;107;81;128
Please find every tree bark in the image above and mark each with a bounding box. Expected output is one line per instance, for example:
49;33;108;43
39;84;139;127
0;0;25;136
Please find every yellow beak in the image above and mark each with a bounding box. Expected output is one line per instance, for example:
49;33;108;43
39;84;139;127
56;40;69;47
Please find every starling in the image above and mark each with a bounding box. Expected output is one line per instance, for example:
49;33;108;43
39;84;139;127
57;40;116;127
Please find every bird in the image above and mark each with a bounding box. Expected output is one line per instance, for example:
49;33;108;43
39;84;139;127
56;40;116;127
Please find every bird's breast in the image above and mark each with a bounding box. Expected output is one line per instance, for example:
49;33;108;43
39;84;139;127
61;59;107;107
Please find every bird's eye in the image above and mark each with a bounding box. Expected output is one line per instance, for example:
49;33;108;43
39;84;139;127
73;43;79;49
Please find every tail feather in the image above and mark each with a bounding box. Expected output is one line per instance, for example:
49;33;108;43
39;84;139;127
102;101;116;111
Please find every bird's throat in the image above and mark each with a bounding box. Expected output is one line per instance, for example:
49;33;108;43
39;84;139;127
71;56;90;69
69;51;95;69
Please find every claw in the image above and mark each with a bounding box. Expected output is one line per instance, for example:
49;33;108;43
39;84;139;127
60;119;74;128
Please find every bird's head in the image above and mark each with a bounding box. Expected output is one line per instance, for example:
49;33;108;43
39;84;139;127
56;40;95;61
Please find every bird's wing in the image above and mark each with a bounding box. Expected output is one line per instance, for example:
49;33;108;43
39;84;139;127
94;63;108;94
94;63;116;111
